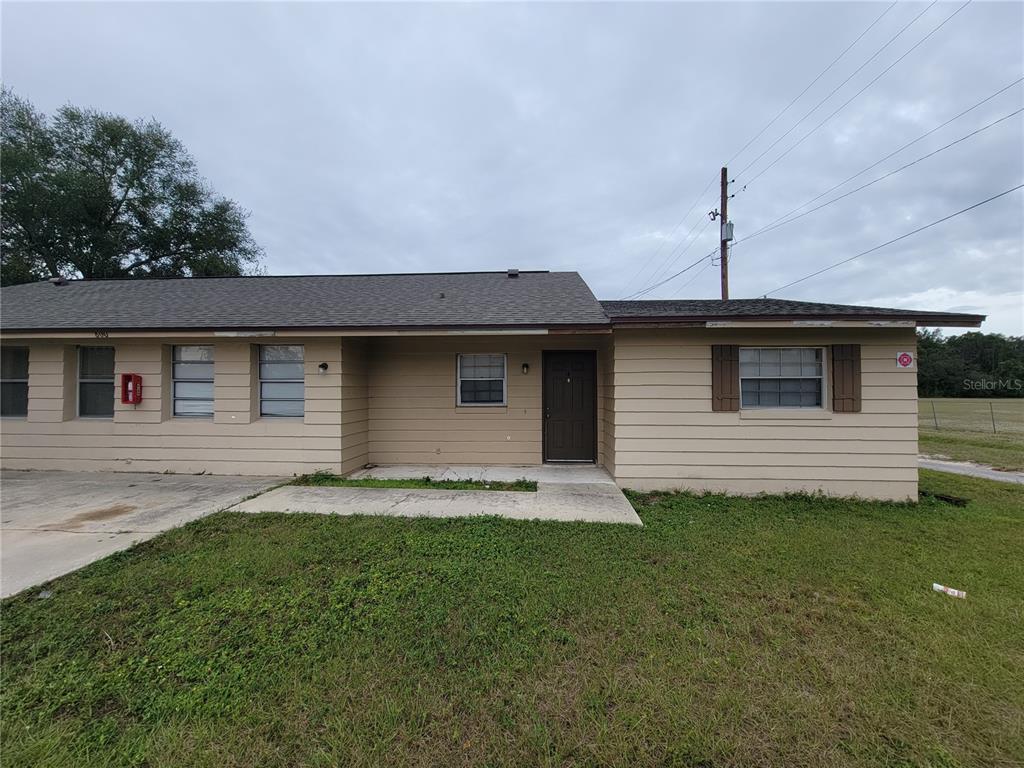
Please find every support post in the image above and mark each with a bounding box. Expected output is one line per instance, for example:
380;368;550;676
720;166;729;300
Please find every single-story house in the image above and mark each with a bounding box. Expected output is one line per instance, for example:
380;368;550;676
0;270;983;500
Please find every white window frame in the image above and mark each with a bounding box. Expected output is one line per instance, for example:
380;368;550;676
77;346;115;419
259;345;305;417
172;345;215;418
1;346;29;418
739;346;827;410
456;353;507;407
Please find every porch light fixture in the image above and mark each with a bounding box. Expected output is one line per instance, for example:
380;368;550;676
521;363;529;375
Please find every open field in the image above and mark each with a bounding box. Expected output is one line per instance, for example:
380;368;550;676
919;397;1024;434
919;398;1024;470
3;470;1022;768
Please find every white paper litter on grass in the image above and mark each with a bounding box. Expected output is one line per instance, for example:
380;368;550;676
933;583;967;599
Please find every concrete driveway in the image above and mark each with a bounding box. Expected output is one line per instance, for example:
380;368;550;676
0;470;281;598
919;457;1024;484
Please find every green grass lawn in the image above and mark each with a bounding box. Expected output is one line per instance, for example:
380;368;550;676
3;470;1022;767
298;473;537;492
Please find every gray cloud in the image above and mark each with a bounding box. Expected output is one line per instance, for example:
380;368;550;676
3;1;1021;333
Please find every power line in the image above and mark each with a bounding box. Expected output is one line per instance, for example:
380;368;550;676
621;1;901;298
732;106;1023;247
724;1;899;169
732;78;1024;245
734;1;939;181
743;0;974;188
762;184;1023;296
624;247;718;300
619;175;718;296
623;215;714;299
622;1;917;299
622;0;968;300
676;258;715;294
623;252;713;300
637;214;716;295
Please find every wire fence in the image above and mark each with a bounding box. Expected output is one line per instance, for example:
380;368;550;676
919;398;1024;435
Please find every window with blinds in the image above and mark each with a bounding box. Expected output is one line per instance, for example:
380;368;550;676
173;345;214;417
457;354;506;406
739;347;824;408
259;345;305;416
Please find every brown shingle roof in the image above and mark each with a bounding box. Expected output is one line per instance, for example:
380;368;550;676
0;272;985;331
601;298;984;326
0;271;609;331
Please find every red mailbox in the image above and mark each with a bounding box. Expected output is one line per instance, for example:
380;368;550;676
120;373;143;405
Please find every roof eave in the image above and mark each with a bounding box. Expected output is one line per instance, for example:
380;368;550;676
608;313;985;327
0;321;613;336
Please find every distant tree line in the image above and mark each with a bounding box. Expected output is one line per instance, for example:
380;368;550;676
917;330;1024;398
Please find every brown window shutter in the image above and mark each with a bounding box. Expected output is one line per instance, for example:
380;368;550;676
831;344;862;413
711;345;739;412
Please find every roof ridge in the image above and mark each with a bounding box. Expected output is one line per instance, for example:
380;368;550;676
10;270;557;285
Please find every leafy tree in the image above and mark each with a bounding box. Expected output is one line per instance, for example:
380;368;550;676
917;329;1024;398
1;89;262;285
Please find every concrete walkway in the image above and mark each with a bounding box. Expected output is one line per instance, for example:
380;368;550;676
347;463;616;484
919;458;1024;485
231;465;642;526
1;470;282;597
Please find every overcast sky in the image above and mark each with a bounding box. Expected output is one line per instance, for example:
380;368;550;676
3;1;1022;333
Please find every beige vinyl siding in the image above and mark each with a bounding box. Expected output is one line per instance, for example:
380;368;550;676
213;341;255;425
1;334;610;475
18;344;72;423
340;338;369;474
366;335;609;466
1;326;916;496
601;335;616;475
1;338;345;476
611;327;918;500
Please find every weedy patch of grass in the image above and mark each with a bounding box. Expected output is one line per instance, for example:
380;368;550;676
296;471;537;492
2;470;1022;767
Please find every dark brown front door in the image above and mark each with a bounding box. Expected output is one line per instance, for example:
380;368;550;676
543;350;597;462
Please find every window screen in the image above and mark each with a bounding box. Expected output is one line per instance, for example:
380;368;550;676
259;345;304;416
79;347;115;418
739;348;823;408
457;354;506;405
1;347;29;417
173;345;214;416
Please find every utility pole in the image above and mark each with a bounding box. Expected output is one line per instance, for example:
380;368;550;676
720;166;729;300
